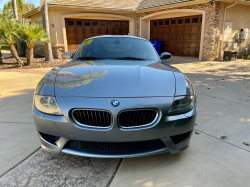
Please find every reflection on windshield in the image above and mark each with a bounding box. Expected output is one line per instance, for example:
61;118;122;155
74;37;159;61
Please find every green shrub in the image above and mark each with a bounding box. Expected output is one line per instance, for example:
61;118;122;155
14;40;27;56
37;63;43;68
1;45;9;50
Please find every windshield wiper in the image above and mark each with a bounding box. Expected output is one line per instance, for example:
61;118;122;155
76;56;104;60
113;57;145;60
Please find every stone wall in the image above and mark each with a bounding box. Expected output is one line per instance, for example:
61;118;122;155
52;47;65;59
34;44;45;57
136;2;220;61
34;44;65;59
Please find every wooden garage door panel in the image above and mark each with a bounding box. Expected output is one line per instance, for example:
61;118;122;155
176;35;182;41
66;19;129;53
150;15;202;57
158;27;164;34
170;27;176;33
67;28;75;34
176;27;183;33
76;28;84;34
158;35;163;40
183;26;190;33
191;34;199;40
191;26;199;33
151;35;158;40
76;36;85;42
176;42;182;48
190;42;197;48
164;27;170;34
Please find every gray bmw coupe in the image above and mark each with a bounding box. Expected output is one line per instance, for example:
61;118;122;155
33;35;197;158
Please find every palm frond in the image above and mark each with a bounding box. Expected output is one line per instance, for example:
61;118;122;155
0;19;19;44
17;23;51;45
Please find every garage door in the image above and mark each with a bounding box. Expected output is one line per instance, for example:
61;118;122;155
150;15;202;57
65;19;129;53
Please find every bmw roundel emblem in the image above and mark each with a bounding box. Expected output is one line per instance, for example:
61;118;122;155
111;99;120;107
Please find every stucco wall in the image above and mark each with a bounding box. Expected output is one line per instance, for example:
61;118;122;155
217;3;250;59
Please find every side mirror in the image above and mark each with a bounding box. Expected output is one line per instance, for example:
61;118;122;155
160;52;172;60
63;52;73;59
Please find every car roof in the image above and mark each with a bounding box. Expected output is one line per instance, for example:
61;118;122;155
86;35;148;41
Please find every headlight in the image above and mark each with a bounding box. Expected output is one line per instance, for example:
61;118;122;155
34;95;63;115
168;96;195;115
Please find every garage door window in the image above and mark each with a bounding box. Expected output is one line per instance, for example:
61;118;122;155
153;21;157;26
165;21;169;25
68;21;74;26
121;22;127;27
76;21;82;26
192;18;199;23
100;22;106;27
185;19;190;24
107;22;113;27
114;22;120;27
178;19;183;24
171;20;176;25
85;21;91;26
93;22;98;27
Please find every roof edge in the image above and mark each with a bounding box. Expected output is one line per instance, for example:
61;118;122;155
137;0;210;12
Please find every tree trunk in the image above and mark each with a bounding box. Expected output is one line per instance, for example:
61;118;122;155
12;0;18;19
26;45;34;65
9;44;24;65
0;48;3;64
12;0;23;56
41;0;54;62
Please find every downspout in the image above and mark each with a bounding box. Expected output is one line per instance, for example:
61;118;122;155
220;1;237;60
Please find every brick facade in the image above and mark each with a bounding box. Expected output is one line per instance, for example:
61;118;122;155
136;2;220;61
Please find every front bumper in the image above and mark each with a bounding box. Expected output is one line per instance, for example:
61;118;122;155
33;96;197;158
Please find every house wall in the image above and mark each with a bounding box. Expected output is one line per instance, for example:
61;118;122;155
217;3;250;59
137;2;220;61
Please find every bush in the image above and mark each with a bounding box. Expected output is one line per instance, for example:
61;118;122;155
37;63;43;68
14;40;27;56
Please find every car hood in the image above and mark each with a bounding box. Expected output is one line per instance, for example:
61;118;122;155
54;60;176;97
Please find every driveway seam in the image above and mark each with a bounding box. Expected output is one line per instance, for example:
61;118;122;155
108;159;124;187
0;147;41;178
195;129;250;153
0;122;34;124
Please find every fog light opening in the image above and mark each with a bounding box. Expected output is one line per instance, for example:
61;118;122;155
170;131;192;145
39;132;60;146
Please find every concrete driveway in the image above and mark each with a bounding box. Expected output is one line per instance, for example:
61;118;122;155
0;57;250;186
111;57;250;187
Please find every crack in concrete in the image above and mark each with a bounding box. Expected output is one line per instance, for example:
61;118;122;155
0;122;34;124
195;129;250;153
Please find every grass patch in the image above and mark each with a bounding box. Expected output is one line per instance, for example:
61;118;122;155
1;45;10;50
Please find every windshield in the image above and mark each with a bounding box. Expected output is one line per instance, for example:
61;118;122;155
74;37;159;61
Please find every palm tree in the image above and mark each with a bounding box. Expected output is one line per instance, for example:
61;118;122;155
40;0;54;62
5;0;34;23
0;19;24;65
16;24;51;65
12;0;23;56
0;10;14;64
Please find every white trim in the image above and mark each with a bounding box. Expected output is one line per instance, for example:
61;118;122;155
61;13;136;52
140;9;206;60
